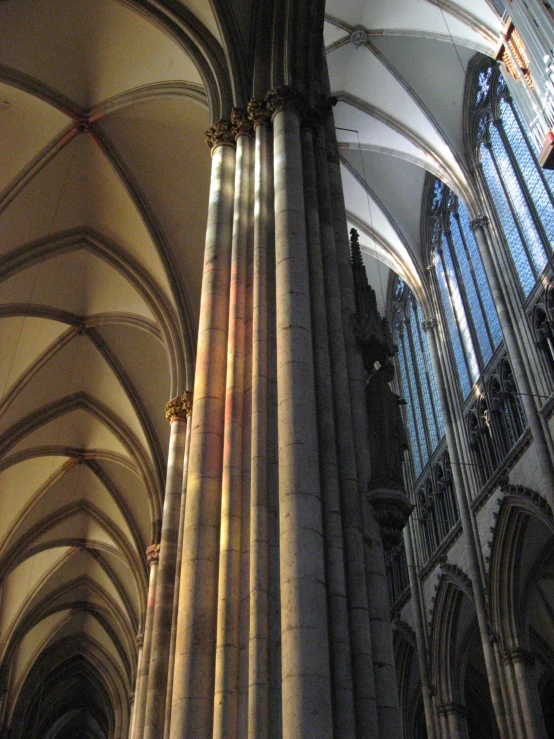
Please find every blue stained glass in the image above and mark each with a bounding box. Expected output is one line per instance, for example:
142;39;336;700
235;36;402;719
480;144;536;295
398;337;423;477
489;123;548;274
500;100;554;250
440;240;480;383
457;205;503;348
412;310;439;450
436;254;472;397
403;329;430;468
450;216;493;364
432;181;444;211
475;67;492;106
417;304;445;439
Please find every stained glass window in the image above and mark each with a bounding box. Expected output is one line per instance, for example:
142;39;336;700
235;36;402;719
470;61;554;297
428;178;502;399
392;278;445;480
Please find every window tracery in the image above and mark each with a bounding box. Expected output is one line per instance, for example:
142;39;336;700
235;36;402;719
392;278;444;479
469;59;554;297
413;451;459;562
426;178;502;399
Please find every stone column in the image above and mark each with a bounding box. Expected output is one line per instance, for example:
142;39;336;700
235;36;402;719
213;110;253;739
301;116;356;738
502;653;528;738
143;396;190;739
133;545;159;739
423;319;509;738
247;100;272;739
163;393;193;739
322;105;401;739
510;649;541;739
491;635;517;739
472;216;554;511
267;85;333;739
315;114;378;737
128;693;135;739
444;702;469;739
170;121;236;739
128;634;142;739
403;520;438;739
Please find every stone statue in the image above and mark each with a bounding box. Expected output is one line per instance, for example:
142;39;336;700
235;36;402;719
366;361;409;492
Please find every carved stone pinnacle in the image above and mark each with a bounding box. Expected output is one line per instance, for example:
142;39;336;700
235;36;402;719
205;119;236;151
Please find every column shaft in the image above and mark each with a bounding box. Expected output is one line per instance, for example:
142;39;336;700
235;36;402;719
164;406;193;739
301;122;356;738
214;132;252;739
144;408;188;739
324;109;400;738
315;120;378;737
134;550;159;739
273;103;332;738
248;120;271;739
404;520;438;739
170;139;236;739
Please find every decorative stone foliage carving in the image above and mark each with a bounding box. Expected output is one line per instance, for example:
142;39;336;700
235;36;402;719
205;119;236;150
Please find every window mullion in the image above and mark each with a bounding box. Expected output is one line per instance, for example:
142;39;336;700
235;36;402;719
443;231;484;374
494;118;552;259
405;314;433;456
414;311;441;441
399;330;425;471
485;139;540;282
454;212;496;352
507;99;554;211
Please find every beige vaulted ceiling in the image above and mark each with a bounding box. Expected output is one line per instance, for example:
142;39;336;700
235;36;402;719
0;0;213;734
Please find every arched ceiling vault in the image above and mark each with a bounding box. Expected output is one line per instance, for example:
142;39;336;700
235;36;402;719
325;0;503;302
0;0;227;733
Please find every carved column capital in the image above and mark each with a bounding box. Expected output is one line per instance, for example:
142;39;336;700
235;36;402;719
205;119;236;152
265;85;307;121
425;262;436;274
182;390;193;418
165;396;188;424
422;318;438;333
146;543;160;566
231;107;253;139
136;631;144;650
470;215;489;232
129;692;135;706
247;98;271;129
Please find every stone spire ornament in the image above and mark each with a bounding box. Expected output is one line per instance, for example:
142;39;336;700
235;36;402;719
350;228;413;549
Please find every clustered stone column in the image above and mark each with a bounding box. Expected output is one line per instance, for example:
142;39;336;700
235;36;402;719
165;86;402;739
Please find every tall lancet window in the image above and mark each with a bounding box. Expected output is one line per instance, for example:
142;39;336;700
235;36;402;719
392;277;444;478
468;59;554;297
427;179;503;399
